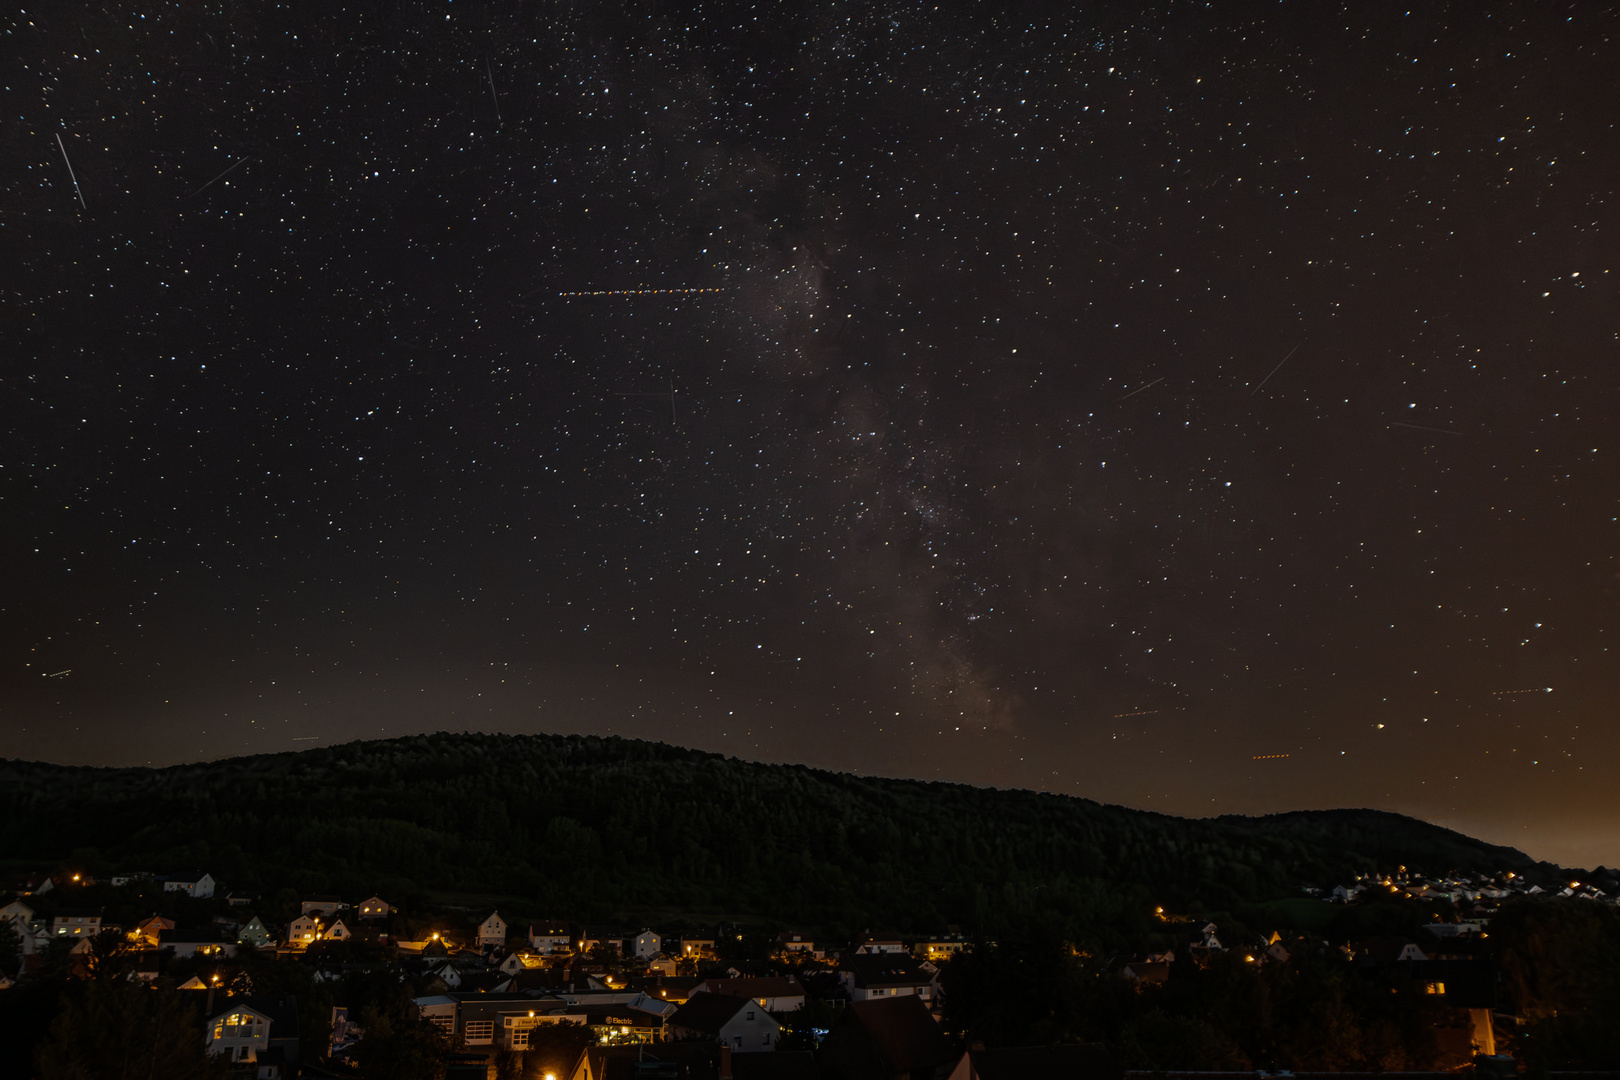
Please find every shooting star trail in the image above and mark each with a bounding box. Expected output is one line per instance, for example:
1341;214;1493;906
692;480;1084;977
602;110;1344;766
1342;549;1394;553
486;58;502;121
1389;421;1465;437
1251;342;1301;396
1117;376;1164;402
55;134;86;208
188;156;249;198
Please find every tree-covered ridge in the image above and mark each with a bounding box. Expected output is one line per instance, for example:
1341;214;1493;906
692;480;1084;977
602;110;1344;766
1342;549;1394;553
0;732;1541;938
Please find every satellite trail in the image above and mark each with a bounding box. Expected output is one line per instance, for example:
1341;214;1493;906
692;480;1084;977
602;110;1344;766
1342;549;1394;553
558;287;726;298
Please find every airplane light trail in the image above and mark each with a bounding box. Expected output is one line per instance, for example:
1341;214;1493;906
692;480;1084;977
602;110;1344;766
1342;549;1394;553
1111;709;1159;718
1493;688;1553;695
1252;753;1291;760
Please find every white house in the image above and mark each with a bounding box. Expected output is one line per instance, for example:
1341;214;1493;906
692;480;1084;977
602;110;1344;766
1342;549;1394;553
634;929;662;959
51;910;102;938
163;872;216;899
301;896;344;917
529;922;572;953
357;896;393;920
478;912;508;949
0;900;35;935
855;931;907;955
839;956;937;1004
287;915;319;946
668;992;782;1052
159;928;238;959
322;918;353;942
205;996;299;1078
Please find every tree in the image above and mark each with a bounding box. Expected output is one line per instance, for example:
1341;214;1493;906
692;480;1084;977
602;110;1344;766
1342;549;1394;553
353;997;452;1080
0;921;20;977
34;980;226;1080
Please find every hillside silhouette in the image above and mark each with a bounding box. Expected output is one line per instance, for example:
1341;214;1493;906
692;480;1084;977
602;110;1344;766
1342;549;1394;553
0;732;1543;936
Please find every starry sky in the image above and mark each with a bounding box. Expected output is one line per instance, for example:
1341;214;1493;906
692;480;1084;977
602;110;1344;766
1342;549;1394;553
4;2;1617;867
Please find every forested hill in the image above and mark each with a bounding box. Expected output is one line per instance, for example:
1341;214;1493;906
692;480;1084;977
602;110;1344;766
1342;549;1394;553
0;732;1542;938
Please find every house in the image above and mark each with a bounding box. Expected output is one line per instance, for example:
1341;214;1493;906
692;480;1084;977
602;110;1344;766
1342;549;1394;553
855;931;907;955
205;995;300;1078
163;872;217;899
357;896;394;921
568;1042;731;1080
51;910;103;937
287;915;319;946
301;895;344;917
947;1044;1121;1080
321;918;353;942
159;927;238;959
818;996;956;1080
635;929;663;959
838;956;936;1004
776;932;819;957
136;914;176;946
12;874;54;895
669;992;782;1052
225;891;257;908
499;949;542;975
1;900;36;929
478;911;509;949
647;953;679;976
1120;961;1169;986
680;935;719;959
239;917;275;949
919;937;969;963
529;921;573;953
694;976;807;1012
578;927;630;955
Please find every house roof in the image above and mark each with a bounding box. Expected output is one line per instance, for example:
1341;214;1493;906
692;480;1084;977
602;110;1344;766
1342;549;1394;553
578;1042;723;1080
161;927;234;945
840;955;933;988
530;921;571;935
963;1044;1121;1080
731;1051;822;1080
53;909;102;919
211;994;299;1033
669;991;766;1034
698;976;806;1001
837;996;955;1074
1121;961;1170;985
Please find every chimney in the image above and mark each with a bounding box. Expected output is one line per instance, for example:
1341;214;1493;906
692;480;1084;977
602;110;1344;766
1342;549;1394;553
720;1045;733;1080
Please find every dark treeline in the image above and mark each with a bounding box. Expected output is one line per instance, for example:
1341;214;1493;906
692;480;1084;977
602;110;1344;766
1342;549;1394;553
0;731;1544;941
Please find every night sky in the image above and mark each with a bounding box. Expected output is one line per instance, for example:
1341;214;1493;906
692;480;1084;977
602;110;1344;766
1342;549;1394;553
5;2;1617;867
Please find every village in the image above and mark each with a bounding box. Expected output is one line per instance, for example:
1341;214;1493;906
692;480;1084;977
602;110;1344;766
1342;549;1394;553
2;862;1613;1079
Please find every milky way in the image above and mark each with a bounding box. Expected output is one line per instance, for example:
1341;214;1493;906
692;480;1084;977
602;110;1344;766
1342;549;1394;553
4;2;1617;866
